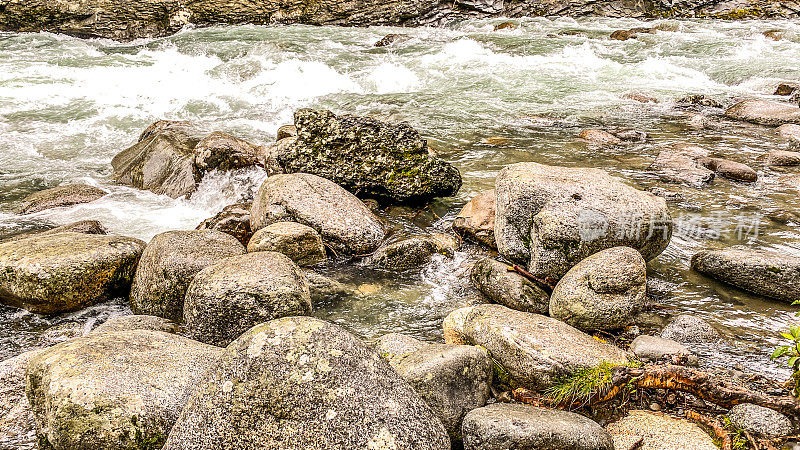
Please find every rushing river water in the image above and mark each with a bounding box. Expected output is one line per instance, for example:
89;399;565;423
1;18;800;380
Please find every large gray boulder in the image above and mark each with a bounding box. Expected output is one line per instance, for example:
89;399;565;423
25;330;222;450
15;184;107;215
549;246;646;332
470;257;549;314
443;304;629;390
1;349;44;450
453;190;496;248
376;333;492;440
461;404;613;450
0;232;144;314
247;221;326;266
183;252;312;346
725;100;800;126
495;162;671;281
130;230;245;322
271;109;461;203
163;317;451;450
250;173;385;255
691;246;800;303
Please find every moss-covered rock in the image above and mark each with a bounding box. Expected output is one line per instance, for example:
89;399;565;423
15;184;107;215
0;232;144;314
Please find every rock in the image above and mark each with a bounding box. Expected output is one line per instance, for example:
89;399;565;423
443;304;629;390
193;131;261;174
775;83;800;96
677;94;723;108
687;112;712;129
777;123;800;142
36;322;86;347
493;21;517;31
260;136;294;175
250;173;385;255
92;315;178;334
767;150;800;166
725;100;800;126
649;187;683;202
111;120;205;198
162;317;450;450
659;314;720;343
366;234;457;270
26;330;222;450
47;219;108;236
0;232;144;314
610;29;637;40
183;252;312;346
374;33;407;47
629;335;697;365
130;230;245;322
728;403;793;438
649;145;715;187
692;246;800;303
376;334;492;440
453;190;496;248
196;202;253;246
271;109;462;203
15;184;107;215
607;410;718;450
0;349;44;450
462;404;613;450
276;124;297;140
470;257;549;314
699;157;757;182
623;92;659;103
247;222;326;266
579;129;622;145
612;128;648;142
495;162;672;281
301;269;352;305
763;29;784;40
549;247;646;332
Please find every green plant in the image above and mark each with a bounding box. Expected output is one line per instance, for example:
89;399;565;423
771;300;800;397
545;361;642;407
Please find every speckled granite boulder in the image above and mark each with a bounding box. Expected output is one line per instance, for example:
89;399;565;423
728;403;793;438
366;234;458;270
15;184;107;215
247;222;326;266
470;257;549;314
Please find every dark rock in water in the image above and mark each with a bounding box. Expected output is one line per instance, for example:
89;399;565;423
0;232;144;314
247;221;326;266
699;156;757;182
767;149;800;167
462;403;614;450
728;403;793;438
130;230;246;322
366;234;457;270
26;330;222;450
763;29;784;40
162;317;450;450
250;173;385;255
495;162;671;281
276;124;297;140
692;246;800;303
629;335;697;365
183;252;312;346
272;109;462;204
649;187;683;202
550;246;646;332
579;128;622;145
374;33;407;47
1;349;45;450
775;82;800;96
610;29;637;40
613;128;648;142
301;269;352;305
649;145;715;187
470;257;550;314
193;131;262;174
493;21;517;31
686;112;713;129
92;314;178;334
376;333;492;441
15;184;107;215
677;94;723;108
659;314;720;343
726;100;800;126
453;190;496;248
196;202;253;245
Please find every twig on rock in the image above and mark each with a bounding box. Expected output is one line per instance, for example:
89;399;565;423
506;264;555;294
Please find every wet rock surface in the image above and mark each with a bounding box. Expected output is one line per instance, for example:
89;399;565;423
14;184;107;215
366;234;457;270
470;257;550;314
193;131;262;174
453;189;496;248
247;221;326;266
725;99;800;126
196;202;253;245
649;145;715;187
629;335;697;365
659;314;720;343
728;403;793;438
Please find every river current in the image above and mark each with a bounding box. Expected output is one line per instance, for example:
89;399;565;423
1;18;800;379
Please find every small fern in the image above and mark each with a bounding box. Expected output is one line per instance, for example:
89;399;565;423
545;361;642;407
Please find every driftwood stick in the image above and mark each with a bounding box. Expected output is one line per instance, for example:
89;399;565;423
685;410;732;450
506;264;555;294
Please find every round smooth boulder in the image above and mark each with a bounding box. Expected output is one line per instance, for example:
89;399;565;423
15;184;107;215
461;403;614;450
247;222;326;266
0;232;144;314
130;230;245;322
767;150;800;167
162;317;451;450
470;257;550;314
659;314;720;343
725;100;800;126
728;403;793;438
549;247;646;332
366;234;458;270
250;173;385;255
183;252;312;346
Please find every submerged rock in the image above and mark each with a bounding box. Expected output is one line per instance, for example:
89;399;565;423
374;33;407;47
470;257;550;314
301;269;352;305
92;315;178;334
271;109;462;203
0;232;144;314
728;403;793;438
15;184;106;215
26;330;222;450
659;314;720;343
607;410;718;450
493;21;517;31
250;173;385;255
775;83;800;96
692;246;800;303
649;145;715;187
193;131;261;174
247;222;326;266
453;190;496;248
443;304;629;390
462;404;613;450
130;230;245;322
550;247;646;332
366;234;457;270
163;317;450;450
629;335;697;365
725;100;800;126
183;252;312;346
376;333;492;441
495;162;671;281
196;202;253;246
579;129;622;145
677;94;723;108
700;157;757;182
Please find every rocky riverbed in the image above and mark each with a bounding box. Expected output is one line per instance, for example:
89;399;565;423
2;17;800;450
